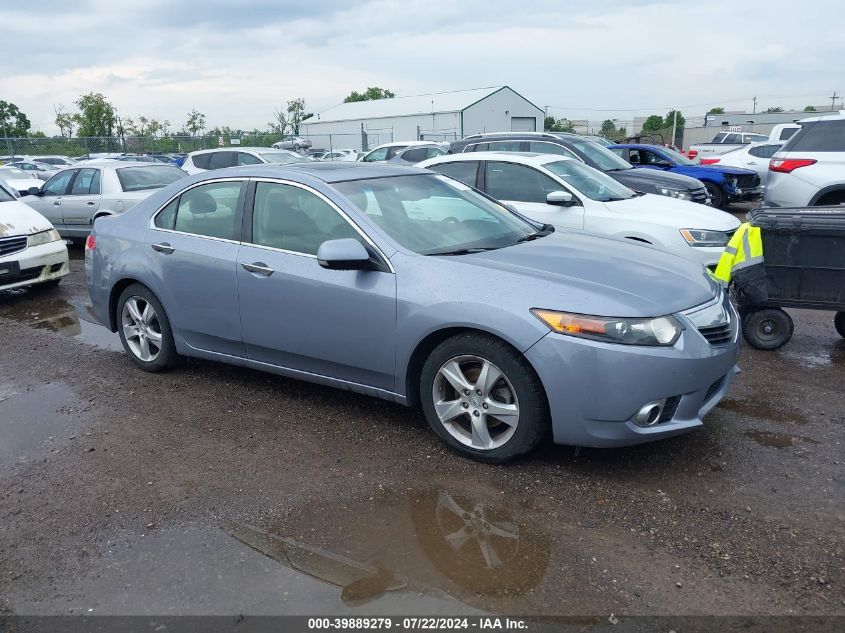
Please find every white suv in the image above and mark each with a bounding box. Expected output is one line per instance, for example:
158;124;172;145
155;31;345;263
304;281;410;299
765;113;845;207
182;147;310;175
419;152;739;268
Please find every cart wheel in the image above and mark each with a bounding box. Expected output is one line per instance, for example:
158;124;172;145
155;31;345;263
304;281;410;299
742;308;794;350
835;312;845;338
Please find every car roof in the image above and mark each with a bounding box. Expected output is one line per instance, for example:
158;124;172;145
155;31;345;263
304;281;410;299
200;161;425;184
370;140;439;150
798;112;845;123
426;151;573;166
188;147;296;155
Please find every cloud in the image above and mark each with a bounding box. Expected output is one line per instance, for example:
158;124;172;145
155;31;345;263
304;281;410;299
1;0;842;135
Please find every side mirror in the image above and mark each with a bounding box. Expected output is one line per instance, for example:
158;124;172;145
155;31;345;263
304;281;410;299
27;186;41;196
546;190;574;206
317;238;373;271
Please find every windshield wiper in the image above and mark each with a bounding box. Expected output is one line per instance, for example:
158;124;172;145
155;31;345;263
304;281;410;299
425;247;498;256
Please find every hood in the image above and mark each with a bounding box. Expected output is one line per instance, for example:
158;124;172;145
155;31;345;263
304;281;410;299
2;177;43;191
605;194;740;231
611;167;703;192
674;164;757;178
453;231;719;317
0;200;53;237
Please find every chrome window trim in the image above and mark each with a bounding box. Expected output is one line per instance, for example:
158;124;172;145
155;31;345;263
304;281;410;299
250;177;395;273
148;177;247;243
526;141;581;161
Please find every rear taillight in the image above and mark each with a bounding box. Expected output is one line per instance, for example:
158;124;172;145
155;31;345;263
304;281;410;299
769;158;817;173
700;157;721;165
687;149;698;160
85;235;96;251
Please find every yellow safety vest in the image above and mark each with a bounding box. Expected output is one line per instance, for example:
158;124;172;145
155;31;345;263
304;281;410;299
713;223;764;284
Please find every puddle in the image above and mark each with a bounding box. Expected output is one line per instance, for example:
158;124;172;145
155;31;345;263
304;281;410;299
743;430;818;449
0;382;82;469
0;293;122;352
715;398;808;425
781;348;834;369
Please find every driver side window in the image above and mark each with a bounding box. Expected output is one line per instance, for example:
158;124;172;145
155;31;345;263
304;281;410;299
42;170;75;196
641;150;667;166
485;162;561;204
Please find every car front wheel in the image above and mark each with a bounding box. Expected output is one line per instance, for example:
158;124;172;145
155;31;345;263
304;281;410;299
116;283;181;372
420;333;548;463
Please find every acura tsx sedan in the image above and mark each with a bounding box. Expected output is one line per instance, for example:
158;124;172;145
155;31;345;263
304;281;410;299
85;162;740;462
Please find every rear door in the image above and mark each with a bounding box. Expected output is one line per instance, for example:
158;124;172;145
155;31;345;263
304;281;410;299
62;168;101;231
147;178;247;357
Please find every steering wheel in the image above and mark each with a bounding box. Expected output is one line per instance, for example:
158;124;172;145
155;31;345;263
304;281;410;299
440;216;460;225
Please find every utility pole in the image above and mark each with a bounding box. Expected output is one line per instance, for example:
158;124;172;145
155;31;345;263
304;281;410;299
752;96;757;114
830;91;840;111
671;109;678;149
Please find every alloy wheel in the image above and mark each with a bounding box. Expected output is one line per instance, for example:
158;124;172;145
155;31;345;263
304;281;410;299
431;355;519;450
121;296;163;362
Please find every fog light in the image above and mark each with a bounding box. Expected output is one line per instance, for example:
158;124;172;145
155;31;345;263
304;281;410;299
631;400;666;427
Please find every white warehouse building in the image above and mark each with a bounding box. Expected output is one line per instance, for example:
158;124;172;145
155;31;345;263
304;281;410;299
300;86;544;152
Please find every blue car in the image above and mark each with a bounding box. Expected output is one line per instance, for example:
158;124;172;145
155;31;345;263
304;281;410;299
610;144;761;208
85;162;739;462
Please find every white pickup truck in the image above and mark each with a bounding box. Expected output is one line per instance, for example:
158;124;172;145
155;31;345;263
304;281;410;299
688;131;770;161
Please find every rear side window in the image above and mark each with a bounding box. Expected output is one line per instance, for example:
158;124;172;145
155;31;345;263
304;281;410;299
236;152;262;165
164;181;245;240
191;153;213;169
400;148;430;163
70;168;101;195
749;144;781;159
778;127;798;141
723;133;742;144
117;166;185;192
786;120;845;152
487;141;524;152
428;161;479;187
208;152;236;170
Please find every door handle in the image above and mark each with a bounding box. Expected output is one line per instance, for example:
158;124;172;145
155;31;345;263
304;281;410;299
53;200;61;206
151;242;175;254
747;161;758;165
86;201;96;206
241;262;274;276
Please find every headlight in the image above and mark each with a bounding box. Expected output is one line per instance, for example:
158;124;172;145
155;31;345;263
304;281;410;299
657;186;692;201
531;309;683;346
680;229;730;247
27;229;61;247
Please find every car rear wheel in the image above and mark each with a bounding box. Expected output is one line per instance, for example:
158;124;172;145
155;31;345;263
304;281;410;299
420;333;548;463
116;283;180;372
742;308;793;350
704;182;725;208
834;312;845;338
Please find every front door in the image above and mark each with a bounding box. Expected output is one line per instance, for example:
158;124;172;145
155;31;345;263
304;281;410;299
26;169;76;232
147;179;247;357
62;168;101;235
483;161;584;229
237;180;397;390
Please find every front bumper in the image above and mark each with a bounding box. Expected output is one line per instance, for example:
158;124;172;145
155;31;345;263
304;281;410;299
682;244;728;268
0;239;69;291
729;185;763;201
525;303;740;448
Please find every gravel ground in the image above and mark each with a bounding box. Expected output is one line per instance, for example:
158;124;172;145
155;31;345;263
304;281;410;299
0;246;842;619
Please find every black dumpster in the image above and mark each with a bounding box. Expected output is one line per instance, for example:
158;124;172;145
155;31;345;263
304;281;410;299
737;206;845;349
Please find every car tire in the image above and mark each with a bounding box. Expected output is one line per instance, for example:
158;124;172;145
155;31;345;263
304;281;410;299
419;333;548;463
742;308;794;350
116;283;181;372
704;182;726;208
834;312;845;338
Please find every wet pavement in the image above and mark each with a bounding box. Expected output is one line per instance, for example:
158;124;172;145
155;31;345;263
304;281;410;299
0;248;843;619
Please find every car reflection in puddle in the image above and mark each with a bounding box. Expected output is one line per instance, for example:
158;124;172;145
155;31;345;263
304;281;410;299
0;291;122;352
227;487;554;614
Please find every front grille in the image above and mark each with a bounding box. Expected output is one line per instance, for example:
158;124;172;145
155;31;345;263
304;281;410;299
691;186;710;203
659;396;681;423
735;173;760;189
698;322;734;346
0;235;27;257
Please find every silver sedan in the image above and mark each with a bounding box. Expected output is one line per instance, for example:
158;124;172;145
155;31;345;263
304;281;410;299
22;161;187;239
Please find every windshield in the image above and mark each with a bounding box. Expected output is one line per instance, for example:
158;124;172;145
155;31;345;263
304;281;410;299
0;183;15;201
258;152;311;164
334;174;536;255
565;138;632;171
0;167;29;179
657;147;695;165
542;160;636;202
116;165;186;192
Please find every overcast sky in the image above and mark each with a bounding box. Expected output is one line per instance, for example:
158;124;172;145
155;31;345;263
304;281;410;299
2;0;843;135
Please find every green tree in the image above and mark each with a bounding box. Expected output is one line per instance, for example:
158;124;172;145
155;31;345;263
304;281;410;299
73;93;116;137
641;115;665;132
185;109;206;137
544;116;575;133
764;106;784;113
664;109;686;130
803;105;817;112
707;107;725;115
54;104;74;138
600;119;618;137
0;100;32;137
286;98;308;134
343;87;396;103
269;106;288;135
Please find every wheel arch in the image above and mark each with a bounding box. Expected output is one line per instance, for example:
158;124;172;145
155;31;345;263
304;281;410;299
108;277;148;331
809;185;845;206
403;326;547;408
